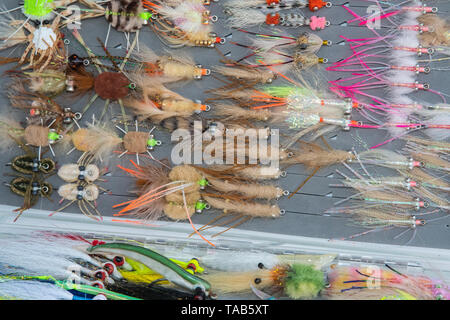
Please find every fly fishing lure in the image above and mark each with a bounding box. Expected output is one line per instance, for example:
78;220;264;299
0;0;78;22
329;162;449;213
123;75;210;129
325;264;448;300
224;7;329;30
8;81;82;130
6;175;53;221
6;141;56;176
113;162;287;238
1;133;57;221
57;154;102;184
0;232;107;282
51;181;109;221
350;149;449;174
331;172;449;212
346;0;448;48
328;2;450;139
208;79;361;144
201;263;326;300
0;13;65;71
198;251;336;273
63;119;162;164
52;153;111;220
326;207;427;243
227;31;331;75
233;28;331;59
0;115;64;158
131;44;211;82
224;0;332;12
143;0;225;48
87;242;214;299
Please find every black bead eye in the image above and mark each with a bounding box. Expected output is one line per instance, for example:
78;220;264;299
254;278;261;284
258;263;265;269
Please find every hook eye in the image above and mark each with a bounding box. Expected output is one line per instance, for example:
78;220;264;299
431;7;438;13
83;59;90;66
210;15;218;22
64;39;70;45
204;105;211;112
156;140;162;146
280;171;287;177
423;83;430;90
326;2;332;8
283;190;290;196
219;38;226;45
325;21;331;27
280;209;286;216
129;83;137;90
423;67;431;74
322;58;329;64
74;112;83;120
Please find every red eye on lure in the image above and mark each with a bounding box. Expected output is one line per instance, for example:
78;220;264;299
113;256;125;267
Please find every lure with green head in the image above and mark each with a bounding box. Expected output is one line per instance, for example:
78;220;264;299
88;243;213;298
22;0;55;21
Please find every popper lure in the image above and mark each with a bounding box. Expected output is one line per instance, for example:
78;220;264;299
87;242;214;299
